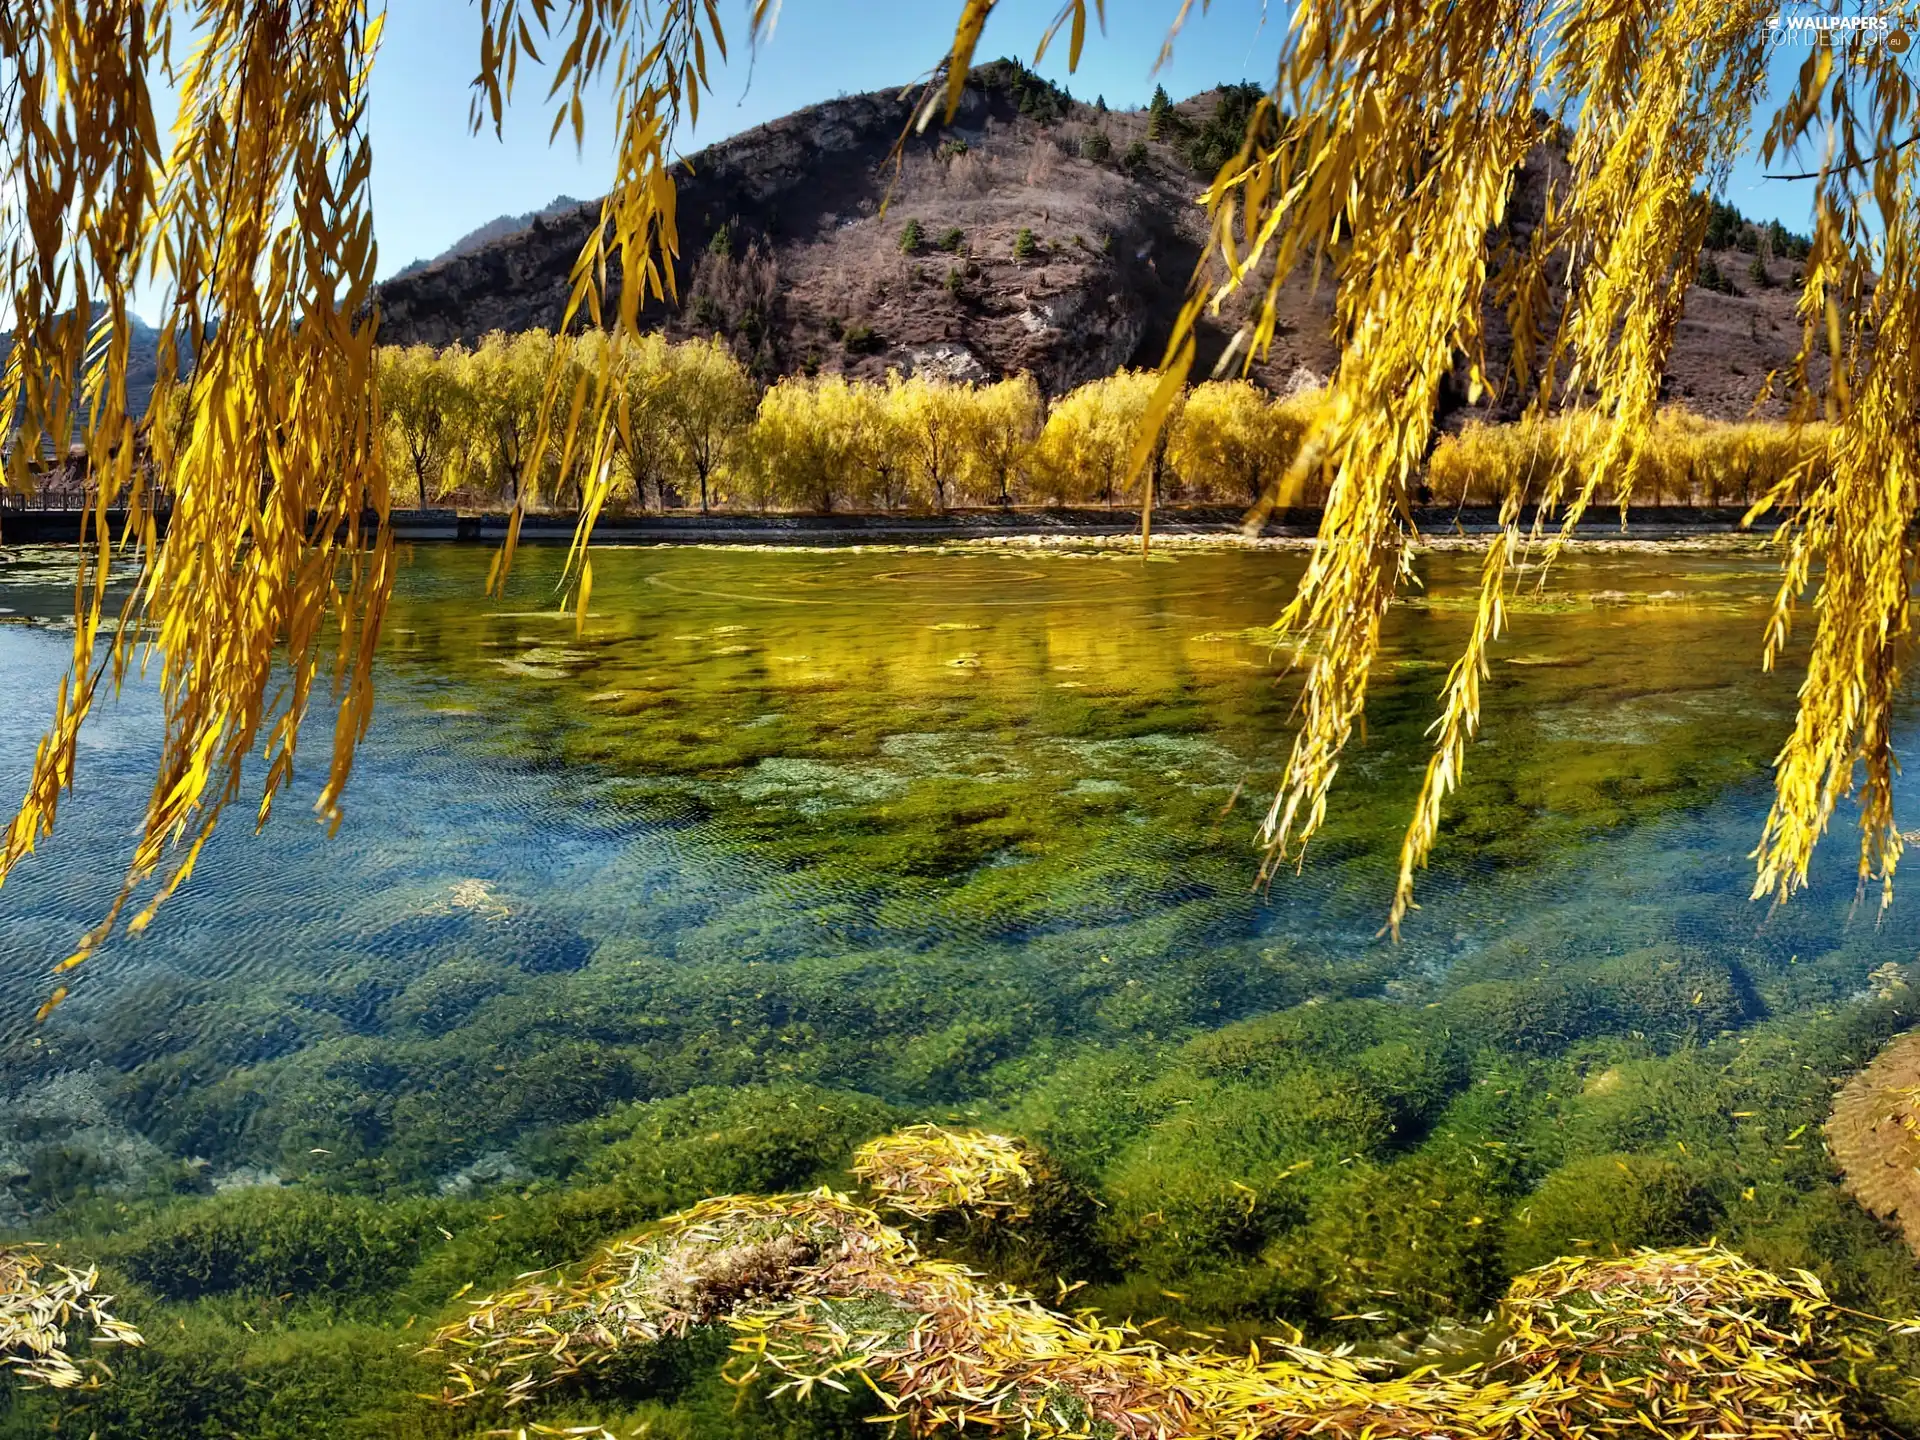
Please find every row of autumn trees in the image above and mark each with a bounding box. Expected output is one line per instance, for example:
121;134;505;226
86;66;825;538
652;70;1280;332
374;330;1327;514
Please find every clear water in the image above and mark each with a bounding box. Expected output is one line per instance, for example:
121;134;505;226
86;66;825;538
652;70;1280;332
1;540;1917;1438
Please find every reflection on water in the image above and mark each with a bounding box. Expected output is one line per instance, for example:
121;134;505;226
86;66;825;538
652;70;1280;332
2;540;1919;1438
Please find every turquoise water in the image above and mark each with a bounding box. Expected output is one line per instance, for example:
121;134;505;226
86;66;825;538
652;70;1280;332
1;540;1918;1437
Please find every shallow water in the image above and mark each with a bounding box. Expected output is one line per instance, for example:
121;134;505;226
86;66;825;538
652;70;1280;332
2;540;1918;1437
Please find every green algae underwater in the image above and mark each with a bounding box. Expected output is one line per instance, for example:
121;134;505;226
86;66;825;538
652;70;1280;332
4;539;1920;1437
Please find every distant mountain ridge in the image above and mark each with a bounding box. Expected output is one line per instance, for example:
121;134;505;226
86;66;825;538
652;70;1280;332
389;195;587;281
0;314;166;452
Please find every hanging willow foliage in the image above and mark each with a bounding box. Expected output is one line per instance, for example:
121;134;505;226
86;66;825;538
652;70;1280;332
1;1;390;1017
1164;0;1919;926
0;0;1916;997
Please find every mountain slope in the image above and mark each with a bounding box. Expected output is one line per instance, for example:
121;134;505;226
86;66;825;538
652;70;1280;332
373;68;1805;418
389;195;585;281
374;68;1340;396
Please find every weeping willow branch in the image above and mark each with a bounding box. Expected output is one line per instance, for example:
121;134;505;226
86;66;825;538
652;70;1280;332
1153;0;1917;921
1;1;390;1016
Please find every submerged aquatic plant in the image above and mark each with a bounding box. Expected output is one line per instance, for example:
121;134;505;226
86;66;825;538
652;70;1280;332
428;1187;1856;1440
0;1245;142;1390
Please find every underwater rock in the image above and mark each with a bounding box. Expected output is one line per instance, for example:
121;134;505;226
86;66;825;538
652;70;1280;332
438;1150;531;1197
502;914;596;974
0;1068;175;1223
358;890;593;974
357;909;483;960
209;1165;284;1194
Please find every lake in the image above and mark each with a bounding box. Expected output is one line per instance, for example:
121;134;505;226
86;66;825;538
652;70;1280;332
2;539;1918;1438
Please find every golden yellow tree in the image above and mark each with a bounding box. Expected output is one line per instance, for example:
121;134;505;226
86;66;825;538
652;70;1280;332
606;331;677;512
378;342;468;509
1167;379;1294;504
958;374;1044;507
1033;370;1164;506
741;372;864;514
844;376;916;511
891;371;973;511
659;336;756;514
457;330;551;507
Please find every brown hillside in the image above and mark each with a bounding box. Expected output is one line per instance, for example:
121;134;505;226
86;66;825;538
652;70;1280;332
374;68;1809;421
375;70;1335;396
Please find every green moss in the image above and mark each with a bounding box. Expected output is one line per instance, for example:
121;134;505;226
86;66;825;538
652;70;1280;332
399;1184;670;1308
1265;1155;1510;1335
551;1083;902;1199
119;1189;448;1300
1503;1154;1721;1272
1098;1072;1393;1273
1;1317;446;1440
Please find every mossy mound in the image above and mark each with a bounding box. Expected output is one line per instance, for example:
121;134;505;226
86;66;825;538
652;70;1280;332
1497;1248;1848;1438
851;1124;1047;1220
428;1186;1860;1440
118;1189;445;1300
1827;1025;1920;1256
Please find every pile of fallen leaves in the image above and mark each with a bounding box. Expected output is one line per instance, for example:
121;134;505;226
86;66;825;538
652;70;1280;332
0;1245;143;1390
851;1124;1046;1221
1496;1248;1848;1440
429;1129;1859;1439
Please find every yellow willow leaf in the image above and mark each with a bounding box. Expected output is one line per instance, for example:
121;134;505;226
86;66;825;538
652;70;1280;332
937;0;993;127
30;988;68;1027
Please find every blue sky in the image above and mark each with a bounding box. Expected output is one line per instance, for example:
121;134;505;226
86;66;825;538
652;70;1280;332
366;0;1300;275
366;0;1828;278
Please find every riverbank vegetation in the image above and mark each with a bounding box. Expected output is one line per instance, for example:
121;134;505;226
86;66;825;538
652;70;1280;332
373;331;1826;517
373;331;1324;514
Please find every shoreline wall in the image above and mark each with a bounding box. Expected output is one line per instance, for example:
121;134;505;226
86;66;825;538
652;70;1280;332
0;503;1771;547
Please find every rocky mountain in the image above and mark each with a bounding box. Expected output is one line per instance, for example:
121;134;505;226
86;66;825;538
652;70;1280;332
1;314;169;451
389;195;585;281
374;65;1340;398
365;63;1808;419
